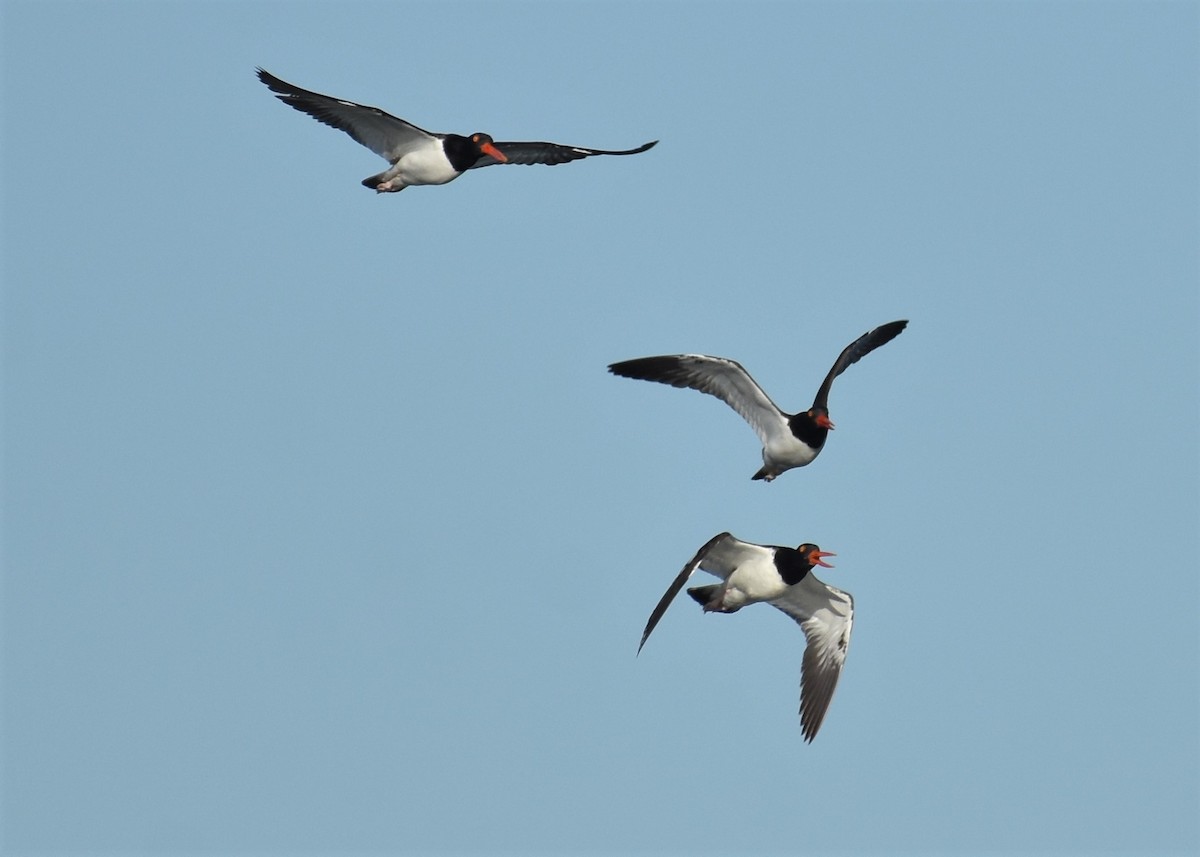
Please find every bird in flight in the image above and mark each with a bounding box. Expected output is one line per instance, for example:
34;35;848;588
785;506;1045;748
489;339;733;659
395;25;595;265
638;532;851;742
256;68;657;193
609;319;907;481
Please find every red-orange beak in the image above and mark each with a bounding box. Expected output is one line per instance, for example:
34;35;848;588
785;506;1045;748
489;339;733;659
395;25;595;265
481;141;508;163
811;550;836;568
815;413;835;430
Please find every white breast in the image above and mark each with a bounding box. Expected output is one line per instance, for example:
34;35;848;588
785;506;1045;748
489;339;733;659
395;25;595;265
396;143;461;186
764;433;820;468
724;552;790;607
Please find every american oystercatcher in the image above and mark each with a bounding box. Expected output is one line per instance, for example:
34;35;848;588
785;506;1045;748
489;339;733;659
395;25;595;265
638;533;850;742
609;320;908;481
257;69;657;193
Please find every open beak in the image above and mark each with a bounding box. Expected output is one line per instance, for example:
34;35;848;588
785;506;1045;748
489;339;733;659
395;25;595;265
811;551;836;568
480;141;508;163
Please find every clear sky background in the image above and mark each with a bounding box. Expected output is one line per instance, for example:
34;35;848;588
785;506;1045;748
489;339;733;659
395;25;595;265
3;1;1197;854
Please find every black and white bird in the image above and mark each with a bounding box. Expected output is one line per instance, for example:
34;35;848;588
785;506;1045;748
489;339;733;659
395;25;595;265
256;69;658;193
638;533;850;742
609;319;908;481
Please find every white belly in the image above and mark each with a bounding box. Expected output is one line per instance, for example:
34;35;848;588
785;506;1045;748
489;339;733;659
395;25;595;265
723;555;789;608
763;434;819;469
394;147;461;186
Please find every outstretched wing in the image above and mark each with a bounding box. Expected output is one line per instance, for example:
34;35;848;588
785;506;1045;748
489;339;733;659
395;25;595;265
638;532;732;654
469;139;657;169
770;574;854;742
812;320;908;411
257;68;437;163
609;354;789;448
638;533;766;654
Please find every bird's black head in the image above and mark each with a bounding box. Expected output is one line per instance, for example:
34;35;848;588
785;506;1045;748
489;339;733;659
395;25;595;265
809;406;835;431
469;132;507;163
798;544;836;568
442;132;508;172
774;544;836;585
788;407;833;449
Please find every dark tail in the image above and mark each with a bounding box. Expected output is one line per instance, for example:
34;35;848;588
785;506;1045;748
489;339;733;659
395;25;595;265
751;467;770;481
688;585;720;607
362;173;402;192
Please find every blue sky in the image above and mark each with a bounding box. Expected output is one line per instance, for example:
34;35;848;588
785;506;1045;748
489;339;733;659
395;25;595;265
3;1;1197;854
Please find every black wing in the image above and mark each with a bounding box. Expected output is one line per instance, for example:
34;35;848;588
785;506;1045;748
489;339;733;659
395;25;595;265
637;532;733;655
812;320;908;410
609;354;788;448
256;68;437;162
470;139;657;169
